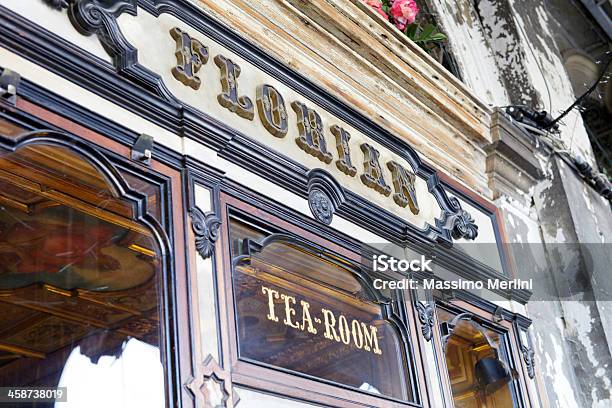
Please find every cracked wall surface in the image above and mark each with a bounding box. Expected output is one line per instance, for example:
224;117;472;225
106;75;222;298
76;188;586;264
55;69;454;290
433;0;595;162
433;1;612;407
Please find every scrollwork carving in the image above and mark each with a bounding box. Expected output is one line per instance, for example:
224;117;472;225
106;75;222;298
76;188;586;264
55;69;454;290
522;345;536;379
442;197;479;240
65;0;138;68
190;206;221;260
414;301;434;342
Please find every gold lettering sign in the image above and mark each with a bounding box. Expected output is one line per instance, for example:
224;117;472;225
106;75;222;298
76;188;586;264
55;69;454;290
214;54;254;120
360;143;391;196
256;84;288;138
387;160;419;214
331;125;357;176
161;27;439;227
261;285;382;355
292;101;333;164
169;27;209;90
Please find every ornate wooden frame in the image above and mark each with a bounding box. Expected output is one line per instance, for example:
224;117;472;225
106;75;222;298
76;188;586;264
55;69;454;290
432;299;534;408
214;192;433;407
0;97;192;407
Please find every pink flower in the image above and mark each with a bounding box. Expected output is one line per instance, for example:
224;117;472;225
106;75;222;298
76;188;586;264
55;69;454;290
365;0;389;20
390;0;419;30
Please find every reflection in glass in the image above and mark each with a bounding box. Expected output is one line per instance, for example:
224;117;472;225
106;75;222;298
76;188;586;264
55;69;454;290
56;339;164;408
437;308;518;408
0;142;164;407
230;218;412;402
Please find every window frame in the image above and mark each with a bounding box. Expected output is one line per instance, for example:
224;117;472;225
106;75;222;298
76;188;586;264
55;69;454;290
0;98;192;407
216;191;428;408
432;299;533;408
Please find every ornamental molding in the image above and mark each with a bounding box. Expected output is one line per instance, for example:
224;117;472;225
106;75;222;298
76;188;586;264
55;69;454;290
309;189;334;225
521;345;536;379
186;354;240;407
41;0;178;102
307;169;346;225
440;197;479;240
67;0;138;66
414;301;434;342
190;206;221;260
31;0;484;246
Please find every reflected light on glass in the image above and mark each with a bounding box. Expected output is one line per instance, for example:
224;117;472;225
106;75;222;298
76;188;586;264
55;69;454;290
55;338;164;408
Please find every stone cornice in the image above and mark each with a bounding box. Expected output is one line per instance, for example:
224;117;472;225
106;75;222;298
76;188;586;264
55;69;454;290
485;109;546;203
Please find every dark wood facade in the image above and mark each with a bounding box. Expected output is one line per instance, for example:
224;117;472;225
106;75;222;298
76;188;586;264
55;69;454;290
0;1;542;407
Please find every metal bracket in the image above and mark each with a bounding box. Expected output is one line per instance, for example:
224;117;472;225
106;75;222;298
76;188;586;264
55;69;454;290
131;133;154;165
0;69;20;105
439;287;456;302
492;306;504;323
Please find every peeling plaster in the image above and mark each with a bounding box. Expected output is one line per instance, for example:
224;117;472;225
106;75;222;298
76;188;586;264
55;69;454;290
544;331;580;407
429;0;509;106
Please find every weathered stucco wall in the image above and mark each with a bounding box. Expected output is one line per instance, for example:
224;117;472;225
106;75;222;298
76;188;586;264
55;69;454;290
532;156;612;407
432;0;595;164
433;1;611;406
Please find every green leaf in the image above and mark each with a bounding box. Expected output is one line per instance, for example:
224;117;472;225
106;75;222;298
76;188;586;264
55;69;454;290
419;24;436;41
405;23;419;40
429;32;447;41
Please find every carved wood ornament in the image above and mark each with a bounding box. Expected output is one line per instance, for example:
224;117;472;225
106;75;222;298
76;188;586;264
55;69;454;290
521;345;536;379
190;206;221;260
443;197;479;240
306;169;346;225
414;301;435;342
186;355;240;407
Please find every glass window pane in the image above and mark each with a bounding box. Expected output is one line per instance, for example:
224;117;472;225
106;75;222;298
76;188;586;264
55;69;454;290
230;217;412;402
0;143;164;407
437;308;519;408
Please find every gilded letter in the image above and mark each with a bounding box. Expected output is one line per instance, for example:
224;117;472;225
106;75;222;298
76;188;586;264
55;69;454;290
387;161;420;214
361;323;382;355
331;125;357;176
300;300;317;334
261;286;279;322
338;315;351;345
170;27;209;90
214;55;254;120
351;319;364;349
256;84;288;137
281;293;299;328
321;308;340;341
291;101;333;164
360;143;391;196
